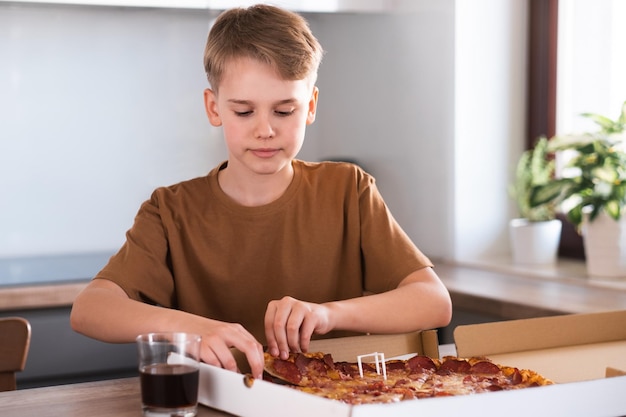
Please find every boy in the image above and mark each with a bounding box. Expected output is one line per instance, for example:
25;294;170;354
70;4;452;380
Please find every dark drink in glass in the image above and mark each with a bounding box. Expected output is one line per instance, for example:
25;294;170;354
140;363;199;409
136;333;201;417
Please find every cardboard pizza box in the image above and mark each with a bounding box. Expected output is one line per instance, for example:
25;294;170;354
453;309;626;383
197;319;626;417
229;330;440;374
198;330;440;416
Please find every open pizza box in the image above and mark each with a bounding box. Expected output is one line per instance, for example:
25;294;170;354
197;330;440;417
453;309;626;415
197;312;626;417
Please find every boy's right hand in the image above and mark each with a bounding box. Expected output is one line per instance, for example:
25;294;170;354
71;279;265;378
198;321;265;379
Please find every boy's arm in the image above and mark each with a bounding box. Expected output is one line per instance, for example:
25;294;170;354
264;267;452;359
70;279;265;378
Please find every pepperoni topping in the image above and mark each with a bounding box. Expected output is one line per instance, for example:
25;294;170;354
385;360;406;372
264;351;552;404
508;368;523;385
294;353;310;372
470;361;501;375
295;354;333;377
360;362;377;373
407;355;437;373
271;358;302;385
335;362;359;377
322;353;335;369
438;358;472;374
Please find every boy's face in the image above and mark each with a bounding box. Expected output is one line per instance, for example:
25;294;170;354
204;57;318;177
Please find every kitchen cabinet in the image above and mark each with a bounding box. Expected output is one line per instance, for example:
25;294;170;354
0;252;136;388
1;307;137;389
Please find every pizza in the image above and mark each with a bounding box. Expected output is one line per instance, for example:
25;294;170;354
263;351;553;404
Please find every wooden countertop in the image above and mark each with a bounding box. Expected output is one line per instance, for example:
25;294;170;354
1;261;625;318
0;345;457;417
0;377;233;417
0;251;110;311
0;282;87;311
435;261;626;318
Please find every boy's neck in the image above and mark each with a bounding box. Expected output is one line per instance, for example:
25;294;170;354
217;160;295;207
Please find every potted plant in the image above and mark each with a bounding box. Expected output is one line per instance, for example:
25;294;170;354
508;136;562;265
530;101;626;277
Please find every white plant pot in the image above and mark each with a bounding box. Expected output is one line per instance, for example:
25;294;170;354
582;210;626;278
509;218;562;265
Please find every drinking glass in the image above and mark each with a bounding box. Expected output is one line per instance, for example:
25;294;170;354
136;332;201;417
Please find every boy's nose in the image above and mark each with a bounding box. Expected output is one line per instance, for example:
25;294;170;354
254;115;275;139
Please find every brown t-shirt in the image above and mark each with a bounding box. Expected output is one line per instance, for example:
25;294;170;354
97;160;432;343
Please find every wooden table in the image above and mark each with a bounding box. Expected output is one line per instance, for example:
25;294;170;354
0;377;235;417
0;344;456;417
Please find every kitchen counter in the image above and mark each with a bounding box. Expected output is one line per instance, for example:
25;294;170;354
2;255;625;317
2;255;625;387
0;251;112;286
434;260;626;319
0;251;112;311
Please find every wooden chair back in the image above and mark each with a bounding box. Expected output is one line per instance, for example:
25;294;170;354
0;317;32;391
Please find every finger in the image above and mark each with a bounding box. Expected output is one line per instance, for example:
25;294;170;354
201;335;238;372
201;328;265;379
274;310;296;359
224;326;265;379
235;338;265;379
264;302;280;357
266;302;292;359
298;315;316;353
286;306;307;353
199;343;221;367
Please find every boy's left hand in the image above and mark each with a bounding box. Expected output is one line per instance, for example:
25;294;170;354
264;296;332;360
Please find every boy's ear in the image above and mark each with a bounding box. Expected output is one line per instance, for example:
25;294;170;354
204;88;222;127
306;86;319;125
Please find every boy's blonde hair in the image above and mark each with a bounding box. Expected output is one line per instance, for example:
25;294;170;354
203;5;323;91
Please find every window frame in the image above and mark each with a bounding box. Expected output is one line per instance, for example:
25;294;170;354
527;0;584;259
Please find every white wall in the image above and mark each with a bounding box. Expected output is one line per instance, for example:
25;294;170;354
305;2;455;258
0;1;527;266
0;4;224;257
453;0;528;262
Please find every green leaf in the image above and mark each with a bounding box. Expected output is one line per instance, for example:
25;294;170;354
582;112;616;132
618;101;626;125
593;165;618;183
529;179;570;207
605;200;622;220
527;101;626;228
568;205;583;228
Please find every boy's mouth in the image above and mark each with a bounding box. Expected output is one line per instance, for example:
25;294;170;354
251;148;280;158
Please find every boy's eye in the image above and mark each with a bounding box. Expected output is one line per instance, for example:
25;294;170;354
232;108;295;117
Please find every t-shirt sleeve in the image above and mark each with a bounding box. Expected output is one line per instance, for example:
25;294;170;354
357;172;433;294
95;189;177;308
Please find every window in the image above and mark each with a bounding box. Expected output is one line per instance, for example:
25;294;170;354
528;0;626;259
556;0;626;133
